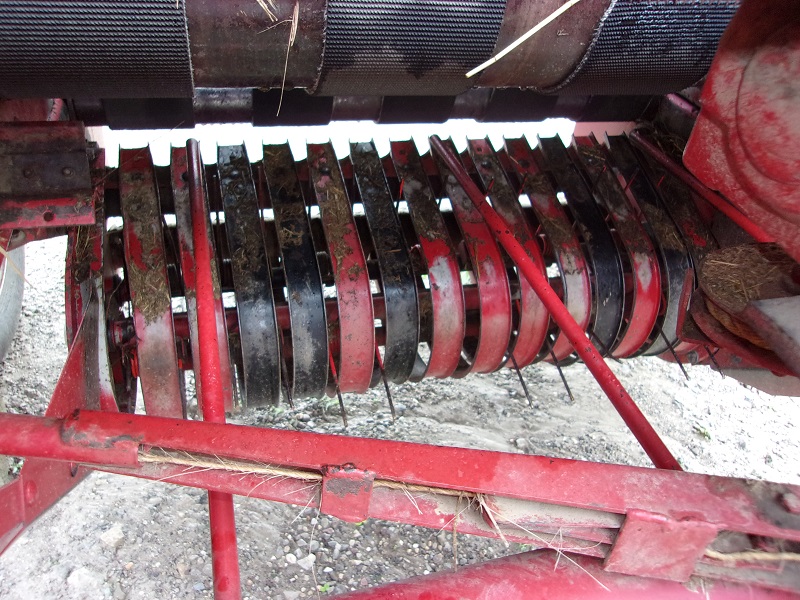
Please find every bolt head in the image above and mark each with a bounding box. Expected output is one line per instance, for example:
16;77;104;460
781;492;800;514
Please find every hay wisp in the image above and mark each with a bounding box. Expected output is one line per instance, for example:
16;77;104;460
466;0;583;78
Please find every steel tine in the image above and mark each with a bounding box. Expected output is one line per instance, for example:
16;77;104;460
375;344;396;422
549;348;575;404
590;331;622;364
660;330;690;381
328;352;348;427
279;328;294;409
510;355;534;408
704;345;724;378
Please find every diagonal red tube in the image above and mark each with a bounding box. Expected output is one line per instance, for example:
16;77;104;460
185;140;243;598
429;136;681;471
629;130;772;244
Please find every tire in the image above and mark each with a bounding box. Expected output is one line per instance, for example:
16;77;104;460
0;246;24;362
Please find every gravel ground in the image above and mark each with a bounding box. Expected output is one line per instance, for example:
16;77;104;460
0;237;798;599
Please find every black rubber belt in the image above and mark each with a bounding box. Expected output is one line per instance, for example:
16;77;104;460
553;0;739;95
218;145;281;406
263;144;329;400
605;135;690;356
0;0;193;98
318;0;505;96
538;136;625;355
351;141;419;384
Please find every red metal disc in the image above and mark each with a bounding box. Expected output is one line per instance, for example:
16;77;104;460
504;138;592;361
572;136;661;358
391;140;465;379
119;148;185;418
308;142;375;393
467;138;549;368
433;140;512;374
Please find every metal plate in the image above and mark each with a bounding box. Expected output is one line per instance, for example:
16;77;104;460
218;145;281;406
263;143;328;399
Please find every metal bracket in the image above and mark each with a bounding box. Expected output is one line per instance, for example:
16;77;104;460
0;122;94;229
604;509;717;581
320;464;374;523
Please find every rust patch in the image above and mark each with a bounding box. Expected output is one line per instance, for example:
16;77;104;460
324;476;372;498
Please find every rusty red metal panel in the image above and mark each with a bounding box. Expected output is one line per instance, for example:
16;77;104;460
604;509;718;582
0;122;94;229
683;0;799;260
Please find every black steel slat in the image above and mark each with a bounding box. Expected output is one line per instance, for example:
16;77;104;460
218;145;281;406
351;141;419;384
264;143;329;399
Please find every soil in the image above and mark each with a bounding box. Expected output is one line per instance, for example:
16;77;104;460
0;237;799;600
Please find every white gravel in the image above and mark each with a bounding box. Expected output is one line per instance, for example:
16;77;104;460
0;237;798;599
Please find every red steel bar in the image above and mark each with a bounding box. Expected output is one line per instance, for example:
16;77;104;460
628;130;773;243
186;139;242;599
60;410;800;542
429;136;682;471
0;412;138;466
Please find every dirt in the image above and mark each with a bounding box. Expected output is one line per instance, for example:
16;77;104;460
0;237;799;600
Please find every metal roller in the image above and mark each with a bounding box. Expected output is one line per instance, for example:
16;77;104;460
102;134;706;410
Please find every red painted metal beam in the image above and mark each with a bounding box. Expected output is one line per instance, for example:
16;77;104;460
41;410;800;542
332;550;798;599
428;135;681;471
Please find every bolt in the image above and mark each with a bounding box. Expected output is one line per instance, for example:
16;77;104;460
781;492;800;514
481;159;492;169
22;167;33;178
319;166;331;175
62;166;74;177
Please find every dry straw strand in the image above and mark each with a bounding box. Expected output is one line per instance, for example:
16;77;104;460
466;0;583;78
705;549;800;563
256;0;279;21
277;1;300;116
